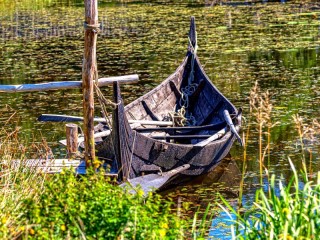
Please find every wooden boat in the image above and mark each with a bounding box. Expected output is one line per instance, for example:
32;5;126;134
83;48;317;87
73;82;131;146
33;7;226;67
94;17;242;181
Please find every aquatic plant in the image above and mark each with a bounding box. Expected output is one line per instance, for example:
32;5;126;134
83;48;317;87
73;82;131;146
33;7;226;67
220;158;320;239
247;81;276;184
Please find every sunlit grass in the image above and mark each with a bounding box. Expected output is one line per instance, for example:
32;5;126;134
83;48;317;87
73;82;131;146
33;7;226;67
219;83;320;239
220;159;320;239
0;116;213;239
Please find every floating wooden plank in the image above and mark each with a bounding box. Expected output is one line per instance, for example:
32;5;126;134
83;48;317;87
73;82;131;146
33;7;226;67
8;158;117;176
0;74;139;93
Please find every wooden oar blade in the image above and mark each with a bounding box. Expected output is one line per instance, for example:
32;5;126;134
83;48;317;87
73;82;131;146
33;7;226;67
120;164;190;196
38;114;85;122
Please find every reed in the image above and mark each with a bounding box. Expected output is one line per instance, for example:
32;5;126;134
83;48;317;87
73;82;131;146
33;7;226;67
292;114;320;179
248;81;274;184
219;88;320;239
0;116;47;239
220;158;320;239
191;204;214;240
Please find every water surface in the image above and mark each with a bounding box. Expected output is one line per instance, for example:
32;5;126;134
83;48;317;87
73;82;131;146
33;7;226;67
1;0;320;238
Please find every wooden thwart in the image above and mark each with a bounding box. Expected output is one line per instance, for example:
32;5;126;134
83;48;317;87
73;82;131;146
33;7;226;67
0;74;139;93
38;114;173;126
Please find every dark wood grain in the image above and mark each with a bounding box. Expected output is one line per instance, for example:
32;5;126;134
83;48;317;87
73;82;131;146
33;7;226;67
82;0;99;166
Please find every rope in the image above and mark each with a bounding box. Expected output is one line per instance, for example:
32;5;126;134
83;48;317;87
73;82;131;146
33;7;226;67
188;34;198;85
165;106;196;127
179;83;198;109
94;82;121;129
84;22;101;33
163;36;199;127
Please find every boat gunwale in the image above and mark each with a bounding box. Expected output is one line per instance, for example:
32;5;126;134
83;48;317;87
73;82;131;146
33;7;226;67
122;51;240;148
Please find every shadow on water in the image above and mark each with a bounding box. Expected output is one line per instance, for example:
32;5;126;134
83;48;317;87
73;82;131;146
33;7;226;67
1;0;320;238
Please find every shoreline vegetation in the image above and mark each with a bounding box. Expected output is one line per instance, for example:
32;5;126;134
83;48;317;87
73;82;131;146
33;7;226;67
0;116;211;239
1;0;320;239
1;82;320;239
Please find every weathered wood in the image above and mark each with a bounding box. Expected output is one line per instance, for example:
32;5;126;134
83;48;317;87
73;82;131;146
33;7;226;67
194;127;227;147
65;124;79;159
112;81;125;181
223;110;243;146
0;75;139;93
152;135;212;140
9;158;118;176
141;100;160;121
82;0;98;166
121;164;190;196
38;114;173;126
60;130;111;146
135;122;226;133
93;17;242;179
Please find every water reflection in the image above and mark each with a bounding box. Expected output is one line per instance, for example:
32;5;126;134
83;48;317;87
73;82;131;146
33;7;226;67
1;0;320;238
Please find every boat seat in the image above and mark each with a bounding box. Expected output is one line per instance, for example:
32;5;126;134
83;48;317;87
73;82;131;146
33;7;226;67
140;164;162;174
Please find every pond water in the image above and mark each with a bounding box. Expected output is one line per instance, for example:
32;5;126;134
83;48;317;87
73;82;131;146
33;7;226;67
1;0;320;238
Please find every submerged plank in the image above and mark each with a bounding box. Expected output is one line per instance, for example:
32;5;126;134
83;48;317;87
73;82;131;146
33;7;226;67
7;158;117;176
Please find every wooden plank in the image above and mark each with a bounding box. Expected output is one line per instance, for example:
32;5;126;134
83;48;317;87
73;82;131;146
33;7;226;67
194;127;227;147
135;122;226;133
152;135;212;140
9;158;117;176
60;129;111;146
0;74;139;93
38;114;173;126
112;81;125;181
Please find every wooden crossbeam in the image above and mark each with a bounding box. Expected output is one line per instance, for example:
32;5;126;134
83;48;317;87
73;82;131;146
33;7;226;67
0;74;139;93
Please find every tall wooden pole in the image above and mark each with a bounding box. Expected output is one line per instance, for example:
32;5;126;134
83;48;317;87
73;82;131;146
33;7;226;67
83;0;99;166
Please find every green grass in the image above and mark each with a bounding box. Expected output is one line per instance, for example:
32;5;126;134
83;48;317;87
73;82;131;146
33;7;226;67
0;167;186;239
220;158;320;240
0;124;212;239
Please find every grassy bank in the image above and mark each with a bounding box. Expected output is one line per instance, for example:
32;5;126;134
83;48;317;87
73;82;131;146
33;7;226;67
0;169;183;239
0;121;211;239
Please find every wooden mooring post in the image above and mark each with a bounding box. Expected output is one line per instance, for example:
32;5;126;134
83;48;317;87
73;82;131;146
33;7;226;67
66;123;78;159
0;0;139;175
82;0;99;167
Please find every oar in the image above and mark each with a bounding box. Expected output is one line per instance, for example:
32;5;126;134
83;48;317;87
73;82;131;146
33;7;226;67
38;114;173;126
120;164;190;196
194;127;227;147
223;110;243;146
